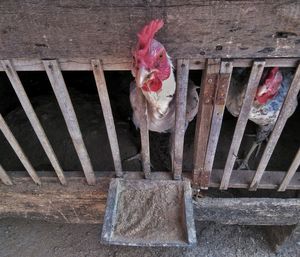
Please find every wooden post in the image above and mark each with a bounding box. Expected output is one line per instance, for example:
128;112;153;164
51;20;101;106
193;59;220;186
250;64;300;191
173;59;189;180
91;59;123;178
43;60;96;185
220;61;265;190
0;164;13;185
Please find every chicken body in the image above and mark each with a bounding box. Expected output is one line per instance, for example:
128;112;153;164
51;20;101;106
226;68;297;169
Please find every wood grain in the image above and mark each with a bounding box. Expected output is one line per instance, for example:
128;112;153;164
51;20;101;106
220;61;265;190
43;60;96;185
91;59;123;178
0;1;300;60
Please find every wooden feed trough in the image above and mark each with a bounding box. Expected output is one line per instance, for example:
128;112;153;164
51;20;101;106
0;0;300;250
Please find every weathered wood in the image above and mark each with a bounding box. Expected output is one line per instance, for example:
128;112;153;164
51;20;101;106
173;59;189;180
136;89;151;179
193;59;220;186
250;64;300;191
43;60;96;185
1;175;300;225
91;59;123;178
0;164;13;185
0;115;41;185
1;60;66;185
278;148;300;192
0;58;299;72
201;61;233;189
1;1;300;60
220;61;265;190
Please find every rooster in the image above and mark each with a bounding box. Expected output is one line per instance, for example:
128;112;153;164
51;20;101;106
226;67;297;170
128;19;199;169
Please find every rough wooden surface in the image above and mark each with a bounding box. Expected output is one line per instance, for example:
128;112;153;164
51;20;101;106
0;175;300;225
0;1;300;60
0;165;13;186
220;61;265;190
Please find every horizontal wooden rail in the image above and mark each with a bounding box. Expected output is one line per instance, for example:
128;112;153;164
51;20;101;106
250;63;300;191
43;60;96;185
220;61;265;190
1;60;66;185
0;115;41;185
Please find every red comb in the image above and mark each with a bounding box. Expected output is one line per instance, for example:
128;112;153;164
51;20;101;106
136;19;164;58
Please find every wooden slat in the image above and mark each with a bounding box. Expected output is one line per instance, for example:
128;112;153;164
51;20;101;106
136;89;151;179
173;59;190;180
43;60;96;185
1;60;66;185
201;62;233;189
91;59;123;178
278;148;300;192
249;64;300;191
0;164;13;185
193;59;221;186
220;61;265;190
0;114;41;185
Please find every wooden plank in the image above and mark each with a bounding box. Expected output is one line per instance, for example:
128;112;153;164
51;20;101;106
43;60;96;185
278;148;300;192
0;164;13;185
0;58;298;72
220;61;265;190
91;59;123;178
1;1;300;59
136;89;151;179
173;59;189;180
250;64;300;191
1;174;300;225
0;115;41;185
1;60;66;185
193;59;220;186
201;61;233;189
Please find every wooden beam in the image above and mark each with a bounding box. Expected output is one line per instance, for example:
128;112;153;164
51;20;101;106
0;164;13;185
1;1;300;59
250;64;300;191
0;115;41;185
201;61;233;189
91;59;123;178
193;59;220;186
173;59;189;180
1;60;66;185
278;148;300;192
220;61;265;190
1;175;300;225
43;60;96;185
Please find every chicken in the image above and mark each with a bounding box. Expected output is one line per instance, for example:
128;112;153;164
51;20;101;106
128;19;199;168
226;67;297;169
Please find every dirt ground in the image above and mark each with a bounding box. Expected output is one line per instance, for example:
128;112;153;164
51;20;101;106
0;218;298;257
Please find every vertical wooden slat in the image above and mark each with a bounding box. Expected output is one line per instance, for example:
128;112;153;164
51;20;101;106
193;59;220;186
278;148;300;192
91;59;123;178
43;60;96;185
201;61;233;189
0;164;13;185
220;61;265;190
0;114;41;185
173;59;189;180
136;88;151;179
1;60;66;185
250;64;300;191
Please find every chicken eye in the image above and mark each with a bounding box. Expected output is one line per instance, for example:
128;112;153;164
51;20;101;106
159;53;163;59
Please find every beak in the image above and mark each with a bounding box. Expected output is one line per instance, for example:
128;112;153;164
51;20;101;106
136;66;150;88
